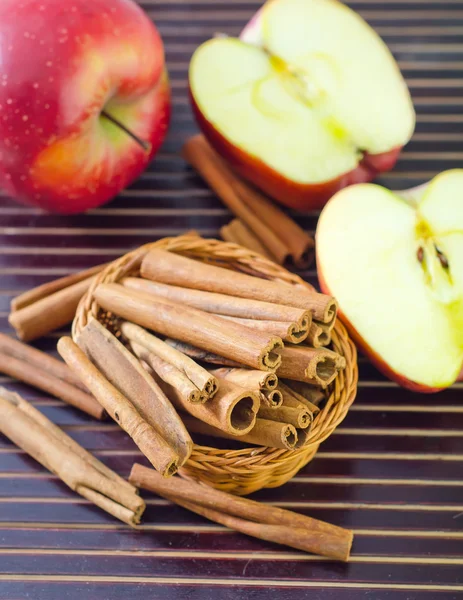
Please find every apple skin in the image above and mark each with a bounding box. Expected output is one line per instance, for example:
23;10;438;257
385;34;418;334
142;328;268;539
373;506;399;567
191;94;402;211
0;0;170;213
317;265;445;394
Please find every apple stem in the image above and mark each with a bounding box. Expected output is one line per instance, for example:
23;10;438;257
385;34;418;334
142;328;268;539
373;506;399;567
100;110;151;153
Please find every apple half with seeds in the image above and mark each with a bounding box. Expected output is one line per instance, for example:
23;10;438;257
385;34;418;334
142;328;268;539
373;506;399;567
189;0;415;210
316;170;463;392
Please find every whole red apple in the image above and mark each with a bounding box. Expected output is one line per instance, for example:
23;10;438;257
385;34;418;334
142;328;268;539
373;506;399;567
0;0;170;213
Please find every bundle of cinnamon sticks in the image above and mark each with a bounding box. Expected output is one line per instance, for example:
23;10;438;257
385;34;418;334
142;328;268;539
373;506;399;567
182;135;315;268
1;243;354;560
52;247;344;461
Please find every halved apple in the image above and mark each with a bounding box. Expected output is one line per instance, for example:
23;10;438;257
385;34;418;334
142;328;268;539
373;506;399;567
189;0;415;211
316;170;463;392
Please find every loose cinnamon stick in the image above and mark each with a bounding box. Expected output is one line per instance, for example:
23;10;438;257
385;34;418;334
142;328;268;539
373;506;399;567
95;284;283;371
281;381;324;411
0;339;104;420
261;389;283;409
277;346;345;387
258;405;312;430
220;315;310;344
0;332;86;391
11;263;107;312
140;249;336;323
183;135;315;268
165;340;243;368
210;367;278;391
122;278;311;326
157;376;259;436
130;464;352;561
76;319;192;466
58;337;179;477
220;219;273;259
183;136;288;264
9;276;97;342
131;342;202;404
120;322;217;399
0;387;145;526
184;414;297;450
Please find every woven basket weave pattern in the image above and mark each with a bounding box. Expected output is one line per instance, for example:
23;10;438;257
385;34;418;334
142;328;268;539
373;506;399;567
73;236;358;496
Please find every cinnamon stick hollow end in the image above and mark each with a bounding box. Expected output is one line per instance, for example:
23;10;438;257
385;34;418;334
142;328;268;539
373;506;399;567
260;389;283;409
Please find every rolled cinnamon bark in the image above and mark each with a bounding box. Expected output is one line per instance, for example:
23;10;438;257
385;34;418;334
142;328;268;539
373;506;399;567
0;333;87;391
258;405;312;430
182;136;315;269
260;389;283;409
76;319;192;466
0;350;104;420
130;464;353;561
184;414;297;450
210;367;278;391
131;342;202;404
120;322;217;399
140;248;336;323
221;219;273;259
122;278;311;326
277;346;345;387
11;263;107;312
165;340;243;368
95;284;283;371
157;376;259;436
220;315;310;344
0;387;145;526
307;322;329;348
9;276;97;342
281;381;324;411
58;337;179;477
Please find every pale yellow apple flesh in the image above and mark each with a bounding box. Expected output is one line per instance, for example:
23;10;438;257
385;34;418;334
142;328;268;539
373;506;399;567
316;170;463;390
190;0;415;186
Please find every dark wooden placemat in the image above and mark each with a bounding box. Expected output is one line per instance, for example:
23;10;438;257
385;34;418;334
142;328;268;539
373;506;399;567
0;1;462;598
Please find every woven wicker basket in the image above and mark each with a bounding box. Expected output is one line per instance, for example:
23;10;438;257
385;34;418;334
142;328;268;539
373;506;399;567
73;235;358;496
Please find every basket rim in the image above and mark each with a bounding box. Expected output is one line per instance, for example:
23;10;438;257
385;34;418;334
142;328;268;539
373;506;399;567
72;235;358;464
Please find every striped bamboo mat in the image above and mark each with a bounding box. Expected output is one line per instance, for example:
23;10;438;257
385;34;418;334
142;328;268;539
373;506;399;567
0;1;462;598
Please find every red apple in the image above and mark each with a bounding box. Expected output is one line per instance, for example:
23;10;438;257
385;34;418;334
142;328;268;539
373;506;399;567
316;170;463;393
189;0;415;211
0;0;170;214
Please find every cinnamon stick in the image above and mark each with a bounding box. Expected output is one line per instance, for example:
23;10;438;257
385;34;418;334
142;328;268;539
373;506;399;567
76;319;192;466
261;389;283;409
182;135;315;268
184;414;297;450
220;315;310;344
258;405;312;430
0;332;86;391
0;337;104;420
131;342;202;404
58;337;179;477
140;248;336;323
130;464;352;561
0;387;145;526
277;346;345;387
220;219;273;259
156;375;259;436
165;340;243;368
122;278;311;326
209;367;278;391
281;381;324;411
11;263;107;312
9;275;97;342
307;322;330;348
95;284;283;371
120;322;217;399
